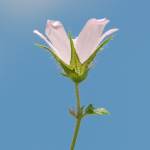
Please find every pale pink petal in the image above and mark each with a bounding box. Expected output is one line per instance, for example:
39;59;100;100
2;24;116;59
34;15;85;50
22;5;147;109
74;18;109;63
45;20;71;65
99;28;119;45
86;28;119;61
33;30;62;60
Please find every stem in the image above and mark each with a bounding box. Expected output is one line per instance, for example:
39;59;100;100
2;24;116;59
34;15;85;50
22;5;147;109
75;82;81;111
70;118;81;150
70;82;82;150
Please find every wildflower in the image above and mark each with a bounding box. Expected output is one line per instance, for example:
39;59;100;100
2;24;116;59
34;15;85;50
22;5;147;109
34;18;118;82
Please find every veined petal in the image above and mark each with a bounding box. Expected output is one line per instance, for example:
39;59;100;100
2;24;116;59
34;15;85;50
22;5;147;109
45;20;71;65
33;30;62;59
74;18;109;63
99;28;119;45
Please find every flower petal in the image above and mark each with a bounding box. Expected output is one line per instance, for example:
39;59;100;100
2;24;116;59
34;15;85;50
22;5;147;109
45;20;71;65
33;30;62;58
74;18;109;63
99;28;119;45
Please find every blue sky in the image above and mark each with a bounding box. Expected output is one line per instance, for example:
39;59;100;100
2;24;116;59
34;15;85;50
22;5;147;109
0;0;149;150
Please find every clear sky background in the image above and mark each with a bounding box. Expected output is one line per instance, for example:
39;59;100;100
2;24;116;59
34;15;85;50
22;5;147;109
0;0;149;150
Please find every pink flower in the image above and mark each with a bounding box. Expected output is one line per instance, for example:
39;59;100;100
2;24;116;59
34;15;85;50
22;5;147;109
34;18;118;65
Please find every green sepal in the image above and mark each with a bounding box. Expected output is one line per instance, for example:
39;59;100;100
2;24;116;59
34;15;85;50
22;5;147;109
35;43;73;73
84;104;110;116
35;36;112;83
35;43;66;65
68;33;81;67
35;43;87;83
62;34;89;83
83;37;113;67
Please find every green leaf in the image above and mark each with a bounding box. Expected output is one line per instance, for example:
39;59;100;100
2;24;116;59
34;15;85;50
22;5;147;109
85;104;95;114
93;108;110;115
84;104;110;116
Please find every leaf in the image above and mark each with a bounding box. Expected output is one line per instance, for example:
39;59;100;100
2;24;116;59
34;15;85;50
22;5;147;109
84;104;110;116
93;108;110;115
85;104;95;114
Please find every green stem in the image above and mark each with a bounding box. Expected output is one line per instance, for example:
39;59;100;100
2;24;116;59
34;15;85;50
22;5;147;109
70;82;82;150
75;82;81;111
